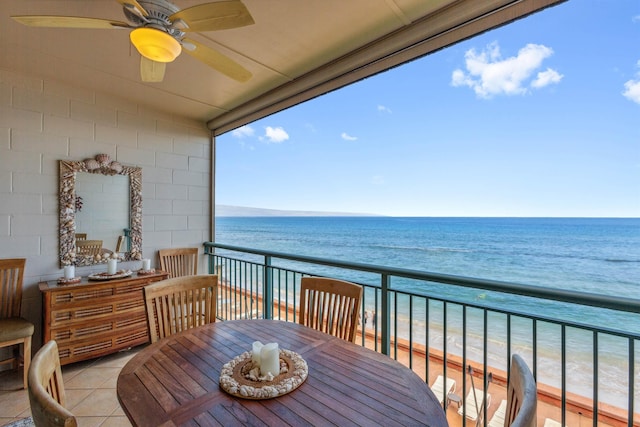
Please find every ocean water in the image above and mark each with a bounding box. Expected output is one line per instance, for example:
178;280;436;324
215;216;640;407
215;216;639;295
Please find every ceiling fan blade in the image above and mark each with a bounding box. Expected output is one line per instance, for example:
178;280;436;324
182;37;251;82
169;1;254;32
140;57;166;82
115;0;149;17
11;15;130;29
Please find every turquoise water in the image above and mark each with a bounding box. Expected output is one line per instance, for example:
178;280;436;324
215;216;640;407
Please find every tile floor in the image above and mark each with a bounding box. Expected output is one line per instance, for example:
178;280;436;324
0;348;140;427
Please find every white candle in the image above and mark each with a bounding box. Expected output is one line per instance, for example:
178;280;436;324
107;259;117;275
252;341;263;367
260;343;280;377
142;259;151;271
64;265;75;279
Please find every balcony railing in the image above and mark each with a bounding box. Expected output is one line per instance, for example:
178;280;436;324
204;242;640;427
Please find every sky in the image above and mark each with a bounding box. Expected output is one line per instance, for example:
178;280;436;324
216;1;640;218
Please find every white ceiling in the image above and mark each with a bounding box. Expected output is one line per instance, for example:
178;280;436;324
0;0;565;134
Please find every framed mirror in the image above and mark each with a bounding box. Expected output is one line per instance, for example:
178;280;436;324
59;154;142;267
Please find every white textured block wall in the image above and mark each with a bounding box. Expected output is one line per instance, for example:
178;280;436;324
0;67;212;352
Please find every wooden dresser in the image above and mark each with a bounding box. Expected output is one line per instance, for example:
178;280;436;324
39;271;168;365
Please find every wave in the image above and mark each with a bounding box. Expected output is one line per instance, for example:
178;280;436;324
370;244;473;253
456;247;640;267
604;258;640;263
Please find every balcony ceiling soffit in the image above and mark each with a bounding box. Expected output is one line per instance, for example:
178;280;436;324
0;0;564;131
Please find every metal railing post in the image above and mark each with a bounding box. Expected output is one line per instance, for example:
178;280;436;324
263;255;273;319
381;273;390;356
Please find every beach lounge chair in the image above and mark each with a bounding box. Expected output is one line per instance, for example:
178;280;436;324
488;399;507;427
430;375;456;406
458;389;491;422
544;419;563;427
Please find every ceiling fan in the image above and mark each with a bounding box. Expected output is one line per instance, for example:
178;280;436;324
11;0;254;83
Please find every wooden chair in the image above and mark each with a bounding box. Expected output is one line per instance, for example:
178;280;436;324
0;258;34;389
505;354;537;427
115;235;126;253
144;275;218;343
74;233;86;240
298;277;363;343
75;239;103;256
158;247;198;278
28;340;77;427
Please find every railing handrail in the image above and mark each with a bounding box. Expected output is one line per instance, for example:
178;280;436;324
204;241;640;314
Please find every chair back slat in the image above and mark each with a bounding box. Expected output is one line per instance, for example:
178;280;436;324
28;340;77;427
158;248;198;278
0;258;26;319
144;275;218;343
299;277;363;342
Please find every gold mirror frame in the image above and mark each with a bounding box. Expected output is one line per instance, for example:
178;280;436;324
59;154;142;267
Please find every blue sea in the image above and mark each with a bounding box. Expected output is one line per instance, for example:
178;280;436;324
215;216;638;295
215;216;640;406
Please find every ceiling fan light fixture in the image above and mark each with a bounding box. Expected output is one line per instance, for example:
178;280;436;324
130;27;181;63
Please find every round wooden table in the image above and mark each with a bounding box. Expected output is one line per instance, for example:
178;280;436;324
117;319;448;427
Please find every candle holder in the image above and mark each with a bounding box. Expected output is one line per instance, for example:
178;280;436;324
219;348;308;400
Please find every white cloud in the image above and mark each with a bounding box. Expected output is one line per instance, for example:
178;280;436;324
451;42;562;98
263;126;289;143
622;60;640;105
377;105;392;114
231;125;255;138
633;15;640;23
532;68;564;88
623;79;640;104
341;132;358;141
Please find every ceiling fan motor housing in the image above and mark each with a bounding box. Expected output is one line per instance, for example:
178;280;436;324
124;0;187;62
123;0;184;38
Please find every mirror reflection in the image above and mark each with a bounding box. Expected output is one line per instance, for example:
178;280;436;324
75;173;130;254
59;154;142;267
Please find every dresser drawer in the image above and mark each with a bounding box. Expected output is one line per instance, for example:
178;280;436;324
55;321;149;364
50;307;147;342
49;291;145;327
